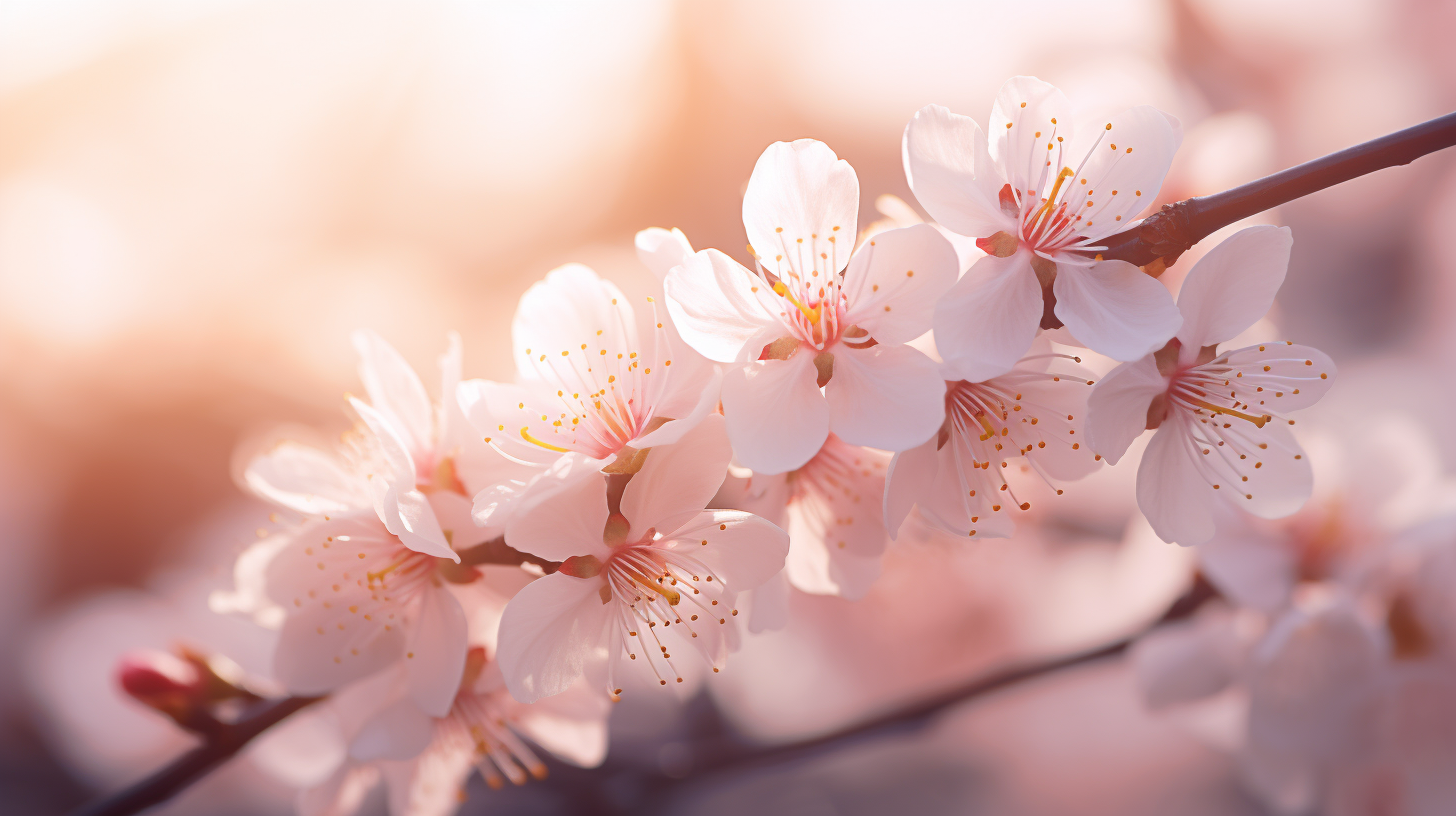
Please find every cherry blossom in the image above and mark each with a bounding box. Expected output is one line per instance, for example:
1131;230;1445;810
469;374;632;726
884;339;1101;540
1084;226;1336;546
664;139;958;474
459;263;718;526
494;415;788;702
903;76;1184;379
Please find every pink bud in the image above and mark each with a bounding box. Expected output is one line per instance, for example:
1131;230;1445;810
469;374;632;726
116;649;203;706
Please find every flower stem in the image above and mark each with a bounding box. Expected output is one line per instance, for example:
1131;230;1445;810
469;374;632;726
1098;110;1456;267
67;695;323;816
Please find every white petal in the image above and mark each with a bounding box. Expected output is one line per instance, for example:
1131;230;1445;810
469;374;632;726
512;676;610;767
783;533;882;601
1131;615;1239;710
989;76;1074;196
621;413;732;540
352;330;435;460
297;764;379;816
932;252;1043;382
1218;342;1336;412
841;224;959;345
426;491;492;552
404;587;468;717
243;441;369;516
742;139;858;278
495;572;612;703
504;454;610;563
1198;515;1296;613
720;352;828;475
663;509;789;592
902;104;1015;238
512;263;634;384
348;699;436;762
1053;259;1182;362
634;227;694;281
664;249;780;363
461;379;583;462
916;435;1017;540
1199;419;1314;521
1059;105;1182;243
391;488;456;562
632;366;723;449
884;437;939;539
1084;355;1166;465
783;439;890;558
747;570;789;634
825;343;945;453
1175;226;1293;352
1136;417;1217;545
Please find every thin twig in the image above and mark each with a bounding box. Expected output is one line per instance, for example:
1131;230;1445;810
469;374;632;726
69;695;323;816
1098;110;1456;267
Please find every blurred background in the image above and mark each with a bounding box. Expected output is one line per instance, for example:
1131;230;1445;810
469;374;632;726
2;1;1455;814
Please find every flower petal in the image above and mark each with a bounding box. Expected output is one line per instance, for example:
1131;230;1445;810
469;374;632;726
1175;226;1293;352
1052;258;1182;362
404;587;468;717
664;249;780;364
495;572;612;703
720;352;828;475
1131;614;1240;710
1085;354;1166;465
512;674;610;767
392;488;456;562
1136;416;1217;545
621;413;732;540
841;224;958;345
742;139;859;278
1060;105;1182;243
352;330;434;460
512;263;634;384
884;436;939;539
825;343;945;453
1218;342;1336;412
634;227;694;281
349;699;436;762
902;104;1015;238
663;509;789;591
504;454;610;562
632;366;723;449
747;570;790;634
989;76;1074;197
243;441;370;516
1199;419;1314;522
782;532;882;601
932;251;1043;382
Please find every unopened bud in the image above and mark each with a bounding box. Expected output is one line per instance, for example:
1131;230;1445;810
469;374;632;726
117;650;204;720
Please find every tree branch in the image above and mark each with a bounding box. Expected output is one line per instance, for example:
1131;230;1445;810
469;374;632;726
1098;110;1456;267
69;695;323;816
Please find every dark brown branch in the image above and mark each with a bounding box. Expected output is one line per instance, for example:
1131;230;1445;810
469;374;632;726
69;695;323;816
1098;110;1456;267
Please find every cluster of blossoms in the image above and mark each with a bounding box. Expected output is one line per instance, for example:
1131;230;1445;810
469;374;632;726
204;77;1347;815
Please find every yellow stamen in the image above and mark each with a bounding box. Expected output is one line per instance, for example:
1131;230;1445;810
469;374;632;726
772;280;821;324
1033;166;1076;224
974;411;998;441
1188;398;1269;428
520;427;570;452
629;570;680;605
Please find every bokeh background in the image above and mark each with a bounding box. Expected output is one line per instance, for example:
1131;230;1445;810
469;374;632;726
3;1;1455;814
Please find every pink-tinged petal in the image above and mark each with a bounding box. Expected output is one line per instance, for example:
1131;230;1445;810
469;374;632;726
932;252;1042;382
1199;511;1296;613
391;488;456;562
297;764;379;816
513;675;610;767
1131;614;1240;710
1002;363;1102;481
884;437;939;539
784;436;890;557
902;104;1015;238
1052;259;1182;362
1175;226;1293;353
1136;417;1217;545
426;491;492;552
742;139;859;277
635;227;694;281
747;570;789;634
434;333;495;487
841;224;958;345
664;510;789;591
460;379;581;463
352;330;434;460
243;441;370;516
350;397;415;485
782;534;882;601
348;699;436;762
1217;342;1336;412
622;414;731;540
916;438;1016;539
495;572;613;703
632;367;723;449
989;76;1074;195
1060;105;1182;243
664;249;780;363
1085;355;1166;465
504;454;610;563
825;344;945;453
379;745;472;816
512;263;634;384
720;352;828;475
1198;420;1313;521
404;587;468;717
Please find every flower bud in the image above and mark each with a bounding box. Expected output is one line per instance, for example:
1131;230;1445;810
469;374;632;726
116;649;205;723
